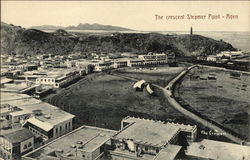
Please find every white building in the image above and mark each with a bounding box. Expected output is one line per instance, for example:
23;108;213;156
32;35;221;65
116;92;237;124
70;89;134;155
90;59;113;72
138;52;168;65
35;69;81;88
216;51;248;60
206;55;217;62
1;92;75;143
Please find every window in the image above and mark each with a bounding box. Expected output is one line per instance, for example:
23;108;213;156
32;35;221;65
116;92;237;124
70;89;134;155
65;123;67;129
60;126;62;132
28;142;32;147
156;148;159;153
56;128;58;133
24;144;27;149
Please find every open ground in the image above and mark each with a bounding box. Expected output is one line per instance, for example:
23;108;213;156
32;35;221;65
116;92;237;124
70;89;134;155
44;68;186;130
178;67;250;138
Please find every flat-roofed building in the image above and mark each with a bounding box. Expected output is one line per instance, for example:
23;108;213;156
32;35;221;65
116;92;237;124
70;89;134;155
110;116;197;160
185;139;250;160
0;128;34;160
1;81;39;94
0;92;75;143
127;58;145;67
138;53;168;65
206;55;217;62
217;51;248;60
75;59;93;74
90;59;113;72
22;125;117;160
113;58;129;68
34;69;81;88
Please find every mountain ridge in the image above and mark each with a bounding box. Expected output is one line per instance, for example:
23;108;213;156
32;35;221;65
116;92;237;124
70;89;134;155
1;22;236;56
30;23;133;31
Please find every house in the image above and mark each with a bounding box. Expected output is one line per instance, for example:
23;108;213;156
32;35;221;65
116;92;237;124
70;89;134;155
127;58;145;67
90;59;113;72
1;92;75;143
35;69;81;88
110;117;197;160
113;58;129;68
22;126;117;160
206;55;217;62
138;52;168;65
0;128;34;160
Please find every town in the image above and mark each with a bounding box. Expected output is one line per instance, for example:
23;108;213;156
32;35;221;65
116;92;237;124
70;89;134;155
1;49;250;160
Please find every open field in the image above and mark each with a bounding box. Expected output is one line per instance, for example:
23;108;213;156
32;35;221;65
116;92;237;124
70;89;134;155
44;73;184;130
179;67;250;138
113;66;184;87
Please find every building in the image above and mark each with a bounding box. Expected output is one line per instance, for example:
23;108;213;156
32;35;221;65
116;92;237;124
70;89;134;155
1;81;39;94
5;70;22;79
206;55;217;62
0;128;34;160
22;125;117;160
185;139;250;160
113;58;129;68
217;51;248;60
110;117;197;160
35;69;82;88
138;53;168;65
75;59;93;74
1;92;75;143
127;58;145;67
90;59;113;72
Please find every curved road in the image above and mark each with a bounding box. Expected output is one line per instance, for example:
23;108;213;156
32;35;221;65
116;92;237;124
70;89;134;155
154;65;244;144
111;66;244;144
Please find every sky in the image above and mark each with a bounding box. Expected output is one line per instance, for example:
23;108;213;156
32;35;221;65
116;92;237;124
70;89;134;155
1;1;250;31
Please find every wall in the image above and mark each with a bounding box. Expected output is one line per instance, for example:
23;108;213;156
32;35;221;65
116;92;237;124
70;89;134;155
91;147;101;160
36;78;56;87
0;137;12;160
53;118;73;139
20;137;34;154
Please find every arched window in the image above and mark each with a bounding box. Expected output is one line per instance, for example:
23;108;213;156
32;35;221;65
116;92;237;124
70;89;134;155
28;142;32;147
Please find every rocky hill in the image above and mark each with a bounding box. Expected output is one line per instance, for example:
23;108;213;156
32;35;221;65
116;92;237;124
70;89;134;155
1;22;236;56
30;23;133;31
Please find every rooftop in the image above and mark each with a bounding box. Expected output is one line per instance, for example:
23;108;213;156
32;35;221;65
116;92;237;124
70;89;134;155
186;139;250;160
23;68;79;79
23;125;117;160
1;82;38;92
123;116;195;132
0;127;34;144
114;117;181;148
0;77;13;84
0;92;75;126
153;145;182;160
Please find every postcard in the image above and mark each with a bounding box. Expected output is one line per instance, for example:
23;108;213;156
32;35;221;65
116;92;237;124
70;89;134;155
1;1;250;160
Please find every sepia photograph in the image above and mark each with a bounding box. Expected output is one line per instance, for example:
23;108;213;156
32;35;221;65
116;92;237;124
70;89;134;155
0;1;250;160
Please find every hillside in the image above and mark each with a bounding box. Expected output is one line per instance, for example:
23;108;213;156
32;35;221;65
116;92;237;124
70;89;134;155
30;23;133;31
1;22;236;56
